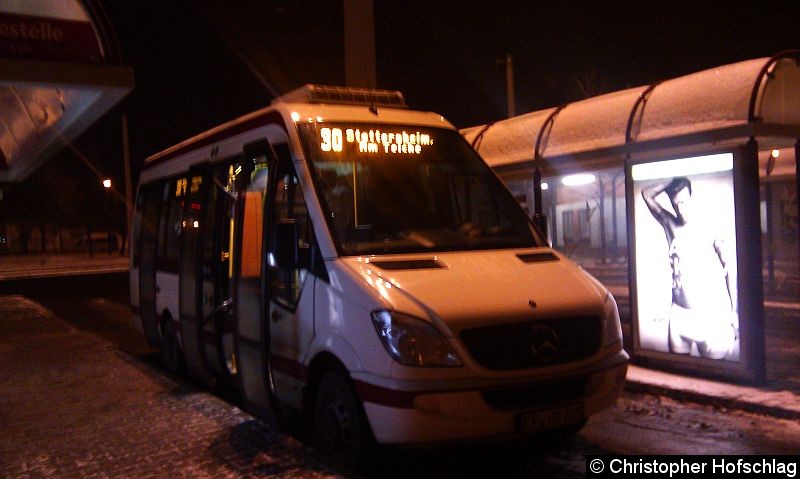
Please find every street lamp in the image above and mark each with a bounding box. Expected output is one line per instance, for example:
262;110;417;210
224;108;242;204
102;178;112;253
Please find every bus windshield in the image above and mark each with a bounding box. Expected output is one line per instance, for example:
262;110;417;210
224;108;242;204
299;122;544;256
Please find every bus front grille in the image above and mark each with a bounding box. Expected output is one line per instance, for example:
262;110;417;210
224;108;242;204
459;317;602;370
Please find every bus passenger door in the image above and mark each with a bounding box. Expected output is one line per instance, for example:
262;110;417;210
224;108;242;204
155;178;184;356
200;160;243;381
265;151;317;409
235;141;281;424
138;182;163;347
178;165;215;384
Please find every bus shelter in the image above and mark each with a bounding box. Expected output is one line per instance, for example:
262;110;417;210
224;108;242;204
462;51;800;382
0;0;133;182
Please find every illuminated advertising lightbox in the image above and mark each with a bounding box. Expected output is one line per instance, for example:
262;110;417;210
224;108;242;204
627;150;763;379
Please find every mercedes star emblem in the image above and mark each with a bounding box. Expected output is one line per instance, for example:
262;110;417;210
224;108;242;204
530;324;560;362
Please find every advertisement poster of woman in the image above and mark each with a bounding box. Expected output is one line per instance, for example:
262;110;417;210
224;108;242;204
632;154;740;362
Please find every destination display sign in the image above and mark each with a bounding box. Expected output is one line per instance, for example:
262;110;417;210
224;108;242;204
319;127;433;155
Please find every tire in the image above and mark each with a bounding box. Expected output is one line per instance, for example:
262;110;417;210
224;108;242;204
516;418;587;450
313;371;372;468
161;319;185;376
543;418;587;442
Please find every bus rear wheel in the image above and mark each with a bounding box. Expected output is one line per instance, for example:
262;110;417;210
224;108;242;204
161;319;185;375
313;371;371;468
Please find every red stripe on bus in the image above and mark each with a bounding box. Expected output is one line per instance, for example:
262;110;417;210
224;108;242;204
353;380;420;409
269;354;309;382
268;354;420;409
269;357;616;410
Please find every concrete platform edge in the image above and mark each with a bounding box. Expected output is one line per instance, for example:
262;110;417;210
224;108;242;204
624;365;800;420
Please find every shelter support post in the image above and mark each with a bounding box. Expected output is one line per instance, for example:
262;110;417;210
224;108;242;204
505;54;515;118
765;180;774;293
796;139;800;257
598;177;607;264
533;167;547;237
740;138;766;382
122;112;132;256
611;174;619;256
533;168;542;216
550;192;558;248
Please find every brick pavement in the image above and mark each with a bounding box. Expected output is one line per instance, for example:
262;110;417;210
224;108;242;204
0;295;350;479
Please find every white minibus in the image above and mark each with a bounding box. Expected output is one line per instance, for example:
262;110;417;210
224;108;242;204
130;85;628;466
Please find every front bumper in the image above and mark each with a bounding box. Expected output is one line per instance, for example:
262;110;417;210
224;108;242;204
361;351;629;445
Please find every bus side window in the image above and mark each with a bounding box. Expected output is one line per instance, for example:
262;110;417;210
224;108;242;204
200;170;220;282
156;180;182;272
132;189;145;268
269;156;313;309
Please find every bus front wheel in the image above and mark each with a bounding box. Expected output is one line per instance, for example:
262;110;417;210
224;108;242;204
313;371;371;468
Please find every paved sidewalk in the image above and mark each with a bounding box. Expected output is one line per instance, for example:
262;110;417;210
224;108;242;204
0;295;348;479
625;303;800;420
602;270;800;421
1;266;799;477
626;365;800;420
0;295;800;479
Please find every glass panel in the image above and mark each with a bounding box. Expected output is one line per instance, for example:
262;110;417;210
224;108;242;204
632;153;739;361
544;169;628;262
238;153;269;341
299;123;543;255
138;182;164;345
131;190;144;267
505;167;629;289
268;155;311;309
157;177;184;271
179;173;204;322
762;179;799;300
201;174;220;284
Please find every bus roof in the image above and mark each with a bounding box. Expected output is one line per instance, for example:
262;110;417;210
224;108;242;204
145;86;452;167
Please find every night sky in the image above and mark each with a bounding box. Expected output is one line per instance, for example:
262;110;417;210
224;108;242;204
15;0;800;223
105;1;800;161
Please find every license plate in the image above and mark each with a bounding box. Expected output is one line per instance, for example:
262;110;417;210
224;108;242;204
515;403;585;433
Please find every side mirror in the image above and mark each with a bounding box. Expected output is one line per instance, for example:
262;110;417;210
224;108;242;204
274;220;311;270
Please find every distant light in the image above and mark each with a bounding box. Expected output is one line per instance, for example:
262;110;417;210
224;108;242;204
102;179;111;189
193;220;199;229
290;112;300;122
771;149;780;159
541;182;549;191
561;174;595;186
316;116;324;123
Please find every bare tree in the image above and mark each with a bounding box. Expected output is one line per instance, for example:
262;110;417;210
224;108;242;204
573;69;610;99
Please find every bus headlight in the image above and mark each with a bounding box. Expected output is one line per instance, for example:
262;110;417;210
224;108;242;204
371;311;462;367
602;292;623;347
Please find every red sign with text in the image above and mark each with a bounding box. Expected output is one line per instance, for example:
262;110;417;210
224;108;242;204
0;12;102;63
